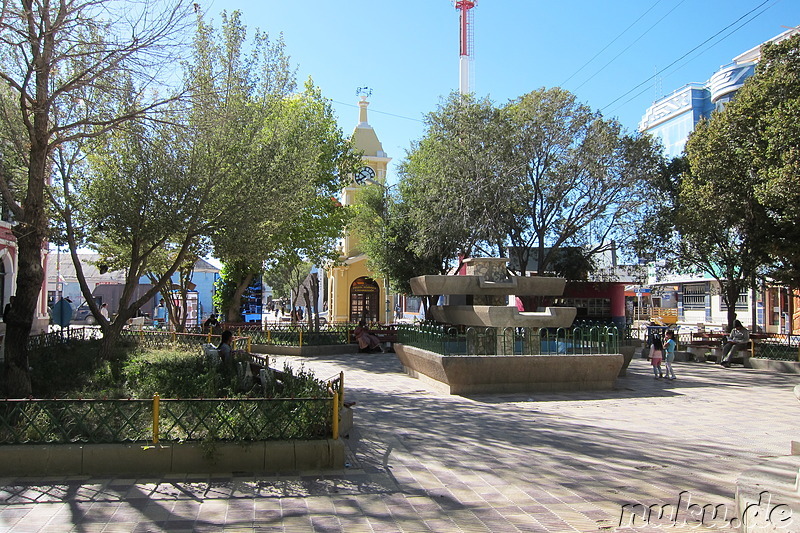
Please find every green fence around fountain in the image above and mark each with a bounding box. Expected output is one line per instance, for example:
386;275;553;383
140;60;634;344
396;324;621;356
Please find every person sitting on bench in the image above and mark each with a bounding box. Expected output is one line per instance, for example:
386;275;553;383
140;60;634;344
354;319;385;353
720;320;749;368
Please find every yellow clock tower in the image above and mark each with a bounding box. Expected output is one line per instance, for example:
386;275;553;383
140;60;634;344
326;94;391;323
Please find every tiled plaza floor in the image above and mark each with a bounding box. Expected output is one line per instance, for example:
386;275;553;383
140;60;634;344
1;354;799;532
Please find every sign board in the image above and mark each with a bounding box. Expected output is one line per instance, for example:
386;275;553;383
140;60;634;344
51;298;73;328
633;288;651;294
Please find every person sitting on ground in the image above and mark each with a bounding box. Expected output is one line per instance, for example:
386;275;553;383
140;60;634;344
217;329;234;366
354;319;385;353
720;319;749;368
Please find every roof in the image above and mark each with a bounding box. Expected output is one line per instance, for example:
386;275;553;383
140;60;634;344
46;252;220;282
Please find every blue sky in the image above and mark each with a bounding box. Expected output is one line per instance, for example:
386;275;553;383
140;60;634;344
209;0;796;181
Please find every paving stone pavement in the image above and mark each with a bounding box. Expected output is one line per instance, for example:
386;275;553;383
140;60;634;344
1;354;799;532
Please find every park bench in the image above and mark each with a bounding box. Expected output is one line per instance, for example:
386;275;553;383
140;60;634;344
349;324;398;353
685;332;764;365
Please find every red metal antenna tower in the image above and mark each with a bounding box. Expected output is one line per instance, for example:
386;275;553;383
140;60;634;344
454;0;477;94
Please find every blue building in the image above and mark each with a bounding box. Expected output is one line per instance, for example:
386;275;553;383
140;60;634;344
639;28;796;158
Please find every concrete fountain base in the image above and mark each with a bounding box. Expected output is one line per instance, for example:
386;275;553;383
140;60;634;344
394;344;623;395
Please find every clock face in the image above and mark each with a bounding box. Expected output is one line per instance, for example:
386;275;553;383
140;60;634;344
354;166;376;185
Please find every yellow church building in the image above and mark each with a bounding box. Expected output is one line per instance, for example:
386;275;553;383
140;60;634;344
326;95;392;324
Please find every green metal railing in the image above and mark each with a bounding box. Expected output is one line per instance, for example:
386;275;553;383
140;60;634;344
10;328;347;445
68;323;358;350
27;328;94;351
246;324;356;346
0;396;335;444
752;334;800;361
157;398;331;441
396;324;621;356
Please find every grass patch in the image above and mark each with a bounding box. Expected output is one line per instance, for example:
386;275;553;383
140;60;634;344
28;340;328;400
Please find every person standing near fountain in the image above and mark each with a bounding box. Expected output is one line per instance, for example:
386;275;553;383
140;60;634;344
663;330;677;380
650;336;664;379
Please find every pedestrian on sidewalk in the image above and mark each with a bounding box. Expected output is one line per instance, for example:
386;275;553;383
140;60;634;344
650;336;664;379
664;330;677;380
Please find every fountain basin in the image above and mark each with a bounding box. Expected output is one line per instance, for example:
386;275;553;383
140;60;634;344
395;344;623;395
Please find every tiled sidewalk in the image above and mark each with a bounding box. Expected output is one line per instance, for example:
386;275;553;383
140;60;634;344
1;354;799;532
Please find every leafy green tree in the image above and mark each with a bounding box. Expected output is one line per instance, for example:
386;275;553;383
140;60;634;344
503;88;662;276
398;93;515;270
394;89;660;285
0;0;193;396
715;35;800;287
350;183;442;294
656;37;800;329
189;13;355;321
71;111;212;354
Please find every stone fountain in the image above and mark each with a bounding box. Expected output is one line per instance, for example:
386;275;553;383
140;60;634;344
394;257;623;394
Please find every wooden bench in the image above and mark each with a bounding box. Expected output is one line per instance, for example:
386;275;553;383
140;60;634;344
349;324;398;352
686;335;758;365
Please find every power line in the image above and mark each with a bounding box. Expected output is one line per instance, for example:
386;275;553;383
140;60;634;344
602;0;777;113
331;99;424;123
573;0;689;92
561;0;664;87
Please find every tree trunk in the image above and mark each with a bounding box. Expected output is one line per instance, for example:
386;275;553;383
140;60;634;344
4;102;50;397
310;273;320;332
3;228;43;397
725;284;739;331
227;273;253;323
99;318;128;360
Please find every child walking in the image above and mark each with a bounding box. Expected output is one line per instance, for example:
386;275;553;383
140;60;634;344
650;336;664;379
664;330;677;380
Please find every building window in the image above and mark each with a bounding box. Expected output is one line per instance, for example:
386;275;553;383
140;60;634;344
554;297;611;318
682;283;706;310
720;288;748;309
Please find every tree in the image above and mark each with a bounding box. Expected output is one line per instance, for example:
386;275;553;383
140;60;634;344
189;13;355;321
395;88;660;282
503;88;662;276
398;93;516;269
0;0;193;396
716;35;800;287
64;109;212;354
668;110;768;330
350;183;442;294
660;36;800;329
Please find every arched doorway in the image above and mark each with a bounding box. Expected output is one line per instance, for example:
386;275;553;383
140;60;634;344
350;277;379;323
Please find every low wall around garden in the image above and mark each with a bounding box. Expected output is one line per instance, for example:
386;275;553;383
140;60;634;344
0;439;345;476
394;344;623;395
